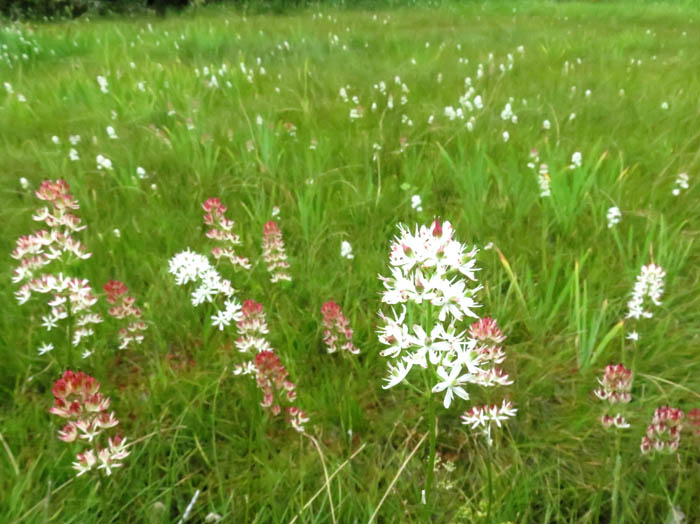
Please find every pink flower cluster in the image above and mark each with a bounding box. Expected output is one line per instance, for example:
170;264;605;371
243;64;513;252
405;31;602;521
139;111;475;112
254;351;308;432
460;318;516;444
49;370;130;476
470;317;512;387
594;364;633;430
12;180;102;358
232;301;308;432
235;299;272;353
641;406;684;455
202;197;251;270
262;220;291;283
321;301;359;354
594;364;633;404
12;180;91;285
104;280;147;350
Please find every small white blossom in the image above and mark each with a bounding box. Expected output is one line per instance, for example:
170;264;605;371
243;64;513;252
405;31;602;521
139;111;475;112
96;155;113;171
340;240;354;259
606;206;621;228
626;264;665;320
411;194;423;212
37;342;54;355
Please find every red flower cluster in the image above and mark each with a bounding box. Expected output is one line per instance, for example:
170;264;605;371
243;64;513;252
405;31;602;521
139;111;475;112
594;364;633;405
235;299;271;353
262;221;291;283
470;318;511;387
641;406;684;455
594;364;633;430
50;370;130;476
254;351;308;432
104;280;147;350
202;197;250;270
13;179;92;291
321;301;359;355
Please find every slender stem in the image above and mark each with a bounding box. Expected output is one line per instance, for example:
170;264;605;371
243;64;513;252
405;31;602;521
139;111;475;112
611;432;622;523
425;395;437;508
485;438;493;523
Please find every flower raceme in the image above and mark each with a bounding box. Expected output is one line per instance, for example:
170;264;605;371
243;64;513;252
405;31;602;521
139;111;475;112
321;301;359;355
594;363;633;430
594;364;633;405
13;179;91;286
202;197;251;270
232;302;308;432
253;351;309;432
235;299;272;353
104;280;147;350
641;406;684;455
168;249;242;331
49;370;130;476
377;220;514;424
262;220;292;283
460;318;517;443
12;180;102;359
626;264;665;320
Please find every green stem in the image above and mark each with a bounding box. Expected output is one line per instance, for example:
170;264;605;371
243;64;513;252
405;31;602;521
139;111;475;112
425;395;437;508
485;433;493;523
611;432;622;523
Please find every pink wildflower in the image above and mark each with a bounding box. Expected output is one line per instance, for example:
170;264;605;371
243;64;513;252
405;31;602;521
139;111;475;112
103;280;147;350
262;221;291;283
321;301;359;354
49;370;130;476
235;299;271;353
202;197;251;270
245;351;308;433
594;364;633;405
641;406;684;455
594;364;632;430
13;180;101;359
471;317;509;383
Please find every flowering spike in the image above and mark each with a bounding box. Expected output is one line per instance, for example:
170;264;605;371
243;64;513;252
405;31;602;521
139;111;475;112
13;180;101;359
104;280;147;350
50;370;130;477
641;406;684;455
321;301;359;355
262;221;292;283
202;197;251;270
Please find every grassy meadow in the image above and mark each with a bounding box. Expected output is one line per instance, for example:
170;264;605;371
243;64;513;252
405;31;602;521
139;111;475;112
1;1;700;522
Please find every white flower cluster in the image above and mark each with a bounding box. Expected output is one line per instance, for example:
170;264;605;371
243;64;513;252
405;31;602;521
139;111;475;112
626;264;665;320
672;173;689;196
527;149;550;198
378;220;506;409
461;399;517;445
168;249;242;330
606;206;621;229
340;240;354;260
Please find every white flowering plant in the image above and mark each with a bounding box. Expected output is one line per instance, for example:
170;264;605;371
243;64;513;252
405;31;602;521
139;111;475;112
377;219;515;505
168;249;243;335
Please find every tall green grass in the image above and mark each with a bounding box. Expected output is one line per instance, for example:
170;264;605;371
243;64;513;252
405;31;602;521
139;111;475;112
1;1;699;522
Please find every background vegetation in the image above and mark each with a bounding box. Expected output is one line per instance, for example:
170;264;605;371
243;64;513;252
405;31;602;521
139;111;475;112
1;0;699;522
